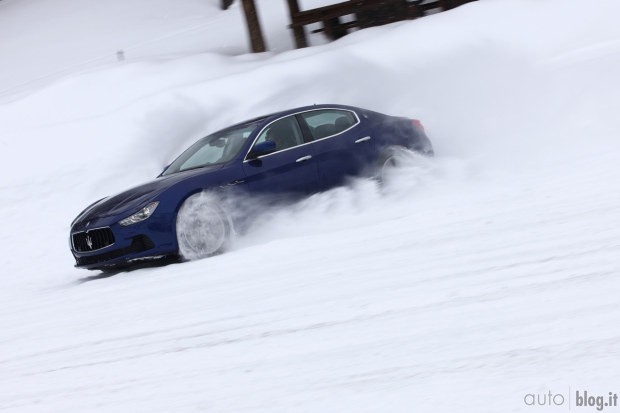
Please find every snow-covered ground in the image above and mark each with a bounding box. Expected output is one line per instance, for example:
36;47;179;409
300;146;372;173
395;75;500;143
1;0;620;411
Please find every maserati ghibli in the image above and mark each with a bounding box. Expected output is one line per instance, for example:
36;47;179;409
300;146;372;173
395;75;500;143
69;104;433;271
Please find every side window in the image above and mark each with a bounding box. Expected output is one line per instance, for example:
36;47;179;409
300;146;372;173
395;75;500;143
254;116;304;152
300;109;358;140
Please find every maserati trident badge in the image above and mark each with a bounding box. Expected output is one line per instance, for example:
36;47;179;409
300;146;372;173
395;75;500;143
86;236;93;250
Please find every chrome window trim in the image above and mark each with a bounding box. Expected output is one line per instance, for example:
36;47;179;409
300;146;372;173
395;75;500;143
243;108;361;163
71;226;116;253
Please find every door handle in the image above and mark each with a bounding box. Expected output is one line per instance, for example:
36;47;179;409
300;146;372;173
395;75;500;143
220;179;245;188
296;155;312;163
355;136;371;144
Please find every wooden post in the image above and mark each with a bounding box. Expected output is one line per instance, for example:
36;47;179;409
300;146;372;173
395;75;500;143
241;0;267;52
439;0;452;11
286;0;308;48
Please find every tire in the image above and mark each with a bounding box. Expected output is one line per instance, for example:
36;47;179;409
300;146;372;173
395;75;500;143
176;192;232;261
376;146;405;185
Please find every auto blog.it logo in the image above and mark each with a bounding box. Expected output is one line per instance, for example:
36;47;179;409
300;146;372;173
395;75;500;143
524;389;619;411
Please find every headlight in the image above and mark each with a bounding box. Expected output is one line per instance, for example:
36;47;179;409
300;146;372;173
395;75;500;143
119;201;160;226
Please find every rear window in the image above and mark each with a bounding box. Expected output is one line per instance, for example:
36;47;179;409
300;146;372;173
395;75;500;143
300;109;358;140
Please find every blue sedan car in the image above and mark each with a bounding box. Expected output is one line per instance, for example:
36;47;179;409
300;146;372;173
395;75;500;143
69;104;433;270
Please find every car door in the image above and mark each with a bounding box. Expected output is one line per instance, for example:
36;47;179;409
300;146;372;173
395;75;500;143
298;108;376;191
242;115;319;195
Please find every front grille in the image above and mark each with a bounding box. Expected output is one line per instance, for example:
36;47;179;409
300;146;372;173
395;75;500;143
72;227;115;252
75;235;155;267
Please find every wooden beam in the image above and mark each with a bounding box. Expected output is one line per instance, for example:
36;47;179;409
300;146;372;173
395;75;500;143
287;0;477;48
287;0;308;48
291;0;411;27
241;0;266;52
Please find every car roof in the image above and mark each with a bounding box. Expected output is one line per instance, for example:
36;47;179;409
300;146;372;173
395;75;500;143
228;104;359;129
265;103;358;120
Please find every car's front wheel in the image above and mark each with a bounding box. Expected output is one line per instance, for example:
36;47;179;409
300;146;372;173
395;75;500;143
176;193;232;261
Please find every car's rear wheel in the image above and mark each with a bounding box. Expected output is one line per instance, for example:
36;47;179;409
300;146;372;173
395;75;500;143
176;193;231;261
376;146;406;185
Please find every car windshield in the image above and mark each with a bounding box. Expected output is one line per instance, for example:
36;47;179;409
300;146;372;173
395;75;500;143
162;122;258;176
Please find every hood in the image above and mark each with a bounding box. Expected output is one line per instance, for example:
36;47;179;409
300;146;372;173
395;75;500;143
75;164;225;224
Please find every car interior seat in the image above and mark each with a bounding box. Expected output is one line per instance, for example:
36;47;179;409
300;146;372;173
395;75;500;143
314;124;337;139
266;121;299;150
334;116;352;133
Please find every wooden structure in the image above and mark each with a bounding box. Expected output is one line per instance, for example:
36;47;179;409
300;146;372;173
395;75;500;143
241;0;266;52
226;0;478;52
221;0;234;9
221;0;267;52
287;0;477;48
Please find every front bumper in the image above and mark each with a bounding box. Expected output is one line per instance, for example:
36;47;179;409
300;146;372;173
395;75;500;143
70;213;177;270
73;234;157;268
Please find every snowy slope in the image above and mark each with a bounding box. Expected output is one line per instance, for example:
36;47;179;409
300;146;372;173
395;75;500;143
1;0;620;411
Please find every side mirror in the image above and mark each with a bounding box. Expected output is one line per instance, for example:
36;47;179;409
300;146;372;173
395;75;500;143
248;140;277;159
